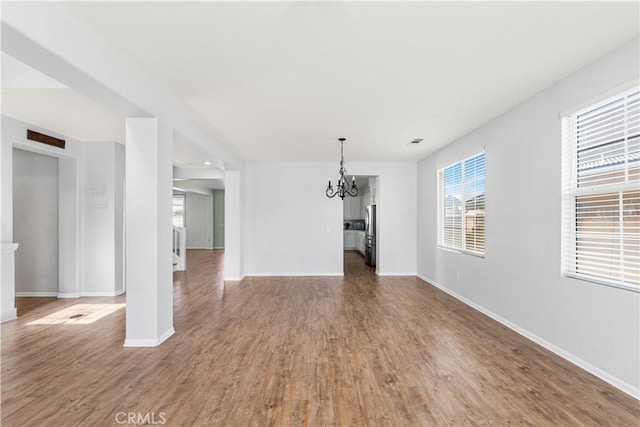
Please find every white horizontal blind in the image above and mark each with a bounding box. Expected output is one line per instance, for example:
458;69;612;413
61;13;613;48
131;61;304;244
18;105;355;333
562;88;640;289
440;152;486;254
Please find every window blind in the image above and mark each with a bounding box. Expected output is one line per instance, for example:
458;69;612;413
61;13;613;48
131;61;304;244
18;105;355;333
562;88;640;289
440;152;486;254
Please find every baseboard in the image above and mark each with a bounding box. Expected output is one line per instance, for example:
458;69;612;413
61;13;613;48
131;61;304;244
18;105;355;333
0;308;17;323
224;276;245;281
15;291;58;297
123;326;175;347
22;290;125;298
81;291;122;297
57;292;81;298
60;291;124;297
416;273;640;400
186;247;213;250
376;272;417;277
245;272;344;277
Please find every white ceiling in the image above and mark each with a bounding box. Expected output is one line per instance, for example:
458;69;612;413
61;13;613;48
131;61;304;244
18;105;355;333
190;179;225;191
3;2;639;163
2;87;126;143
1;52;126;143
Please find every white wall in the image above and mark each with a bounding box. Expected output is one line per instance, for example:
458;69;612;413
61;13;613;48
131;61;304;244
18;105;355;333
1;120;14;245
58;156;80;297
1;116;123;303
114;143;125;293
0;117;18;320
244;161;417;276
13;148;59;295
185;193;213;249
2;116;82;304
245;162;343;275
417;38;640;396
213;189;225;249
349;162;417;275
81;141;124;296
224;171;243;280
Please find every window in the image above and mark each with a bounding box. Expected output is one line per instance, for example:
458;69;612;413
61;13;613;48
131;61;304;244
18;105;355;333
172;194;186;228
439;151;486;255
562;88;639;290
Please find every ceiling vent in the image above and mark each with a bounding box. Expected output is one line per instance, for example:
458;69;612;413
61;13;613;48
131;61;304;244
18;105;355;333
410;138;423;144
27;129;65;149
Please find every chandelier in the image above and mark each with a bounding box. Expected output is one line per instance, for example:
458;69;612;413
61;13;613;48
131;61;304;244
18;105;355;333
326;138;358;199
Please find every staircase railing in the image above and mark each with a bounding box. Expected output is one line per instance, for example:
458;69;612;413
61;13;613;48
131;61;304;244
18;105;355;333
172;226;187;271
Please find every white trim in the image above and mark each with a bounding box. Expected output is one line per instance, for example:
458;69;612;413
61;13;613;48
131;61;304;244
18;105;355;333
81;290;124;297
186;247;214;250
564;272;639;293
0;308;18;323
244;272;344;277
561;86;639;290
57;293;81;299
1;243;19;252
560;78;640;117
416;273;640;400
223;276;245;281
12;138;77;161
437;245;485;259
437;151;486;255
57;289;125;298
123;327;175;348
376;272;417;277
16;291;58;297
436;147;488;171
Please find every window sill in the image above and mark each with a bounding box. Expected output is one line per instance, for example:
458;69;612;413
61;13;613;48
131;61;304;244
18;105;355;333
564;273;639;293
438;245;485;259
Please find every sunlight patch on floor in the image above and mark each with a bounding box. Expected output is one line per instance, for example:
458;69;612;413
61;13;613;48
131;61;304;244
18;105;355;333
27;303;125;325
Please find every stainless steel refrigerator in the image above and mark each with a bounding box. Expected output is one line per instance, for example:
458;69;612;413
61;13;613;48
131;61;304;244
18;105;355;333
365;205;377;267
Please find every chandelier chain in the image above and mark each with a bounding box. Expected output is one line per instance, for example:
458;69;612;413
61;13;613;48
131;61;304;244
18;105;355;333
326;138;358;200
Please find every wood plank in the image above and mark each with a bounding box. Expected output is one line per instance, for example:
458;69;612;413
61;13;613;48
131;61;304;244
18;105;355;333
1;250;638;426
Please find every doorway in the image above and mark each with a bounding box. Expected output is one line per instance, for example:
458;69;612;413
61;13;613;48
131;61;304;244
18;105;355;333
343;176;377;275
11;143;82;316
13;148;59;298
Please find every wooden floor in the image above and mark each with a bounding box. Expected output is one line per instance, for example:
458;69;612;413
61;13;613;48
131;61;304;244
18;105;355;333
2;250;638;426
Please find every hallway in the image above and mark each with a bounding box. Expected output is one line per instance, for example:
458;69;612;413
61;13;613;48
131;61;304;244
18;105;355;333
1;250;638;425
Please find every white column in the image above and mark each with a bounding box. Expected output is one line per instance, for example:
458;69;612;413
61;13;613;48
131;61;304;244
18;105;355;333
1;117;17;322
224;170;243;280
1;244;19;322
124;118;174;347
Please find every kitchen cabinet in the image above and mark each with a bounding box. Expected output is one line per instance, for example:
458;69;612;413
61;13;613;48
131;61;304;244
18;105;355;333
343;197;350;219
356;231;365;255
353;196;362;219
344;230;366;253
344;230;356;249
343;196;363;220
